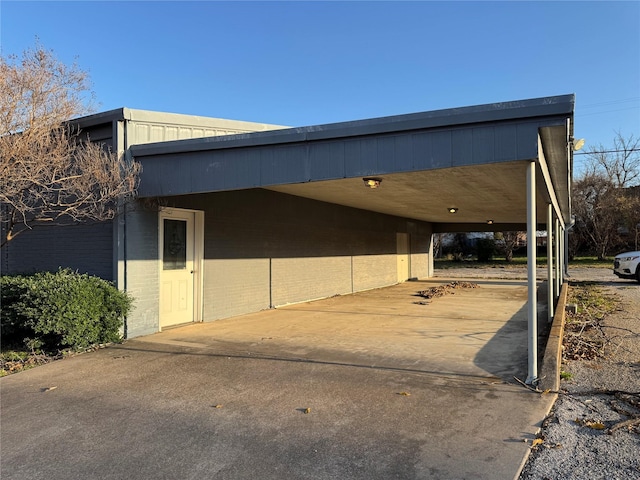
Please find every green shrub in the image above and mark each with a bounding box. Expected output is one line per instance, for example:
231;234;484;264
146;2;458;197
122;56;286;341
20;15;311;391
1;269;132;352
476;238;495;262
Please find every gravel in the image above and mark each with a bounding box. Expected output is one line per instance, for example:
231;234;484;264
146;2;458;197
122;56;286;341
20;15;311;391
519;267;640;480
436;265;640;479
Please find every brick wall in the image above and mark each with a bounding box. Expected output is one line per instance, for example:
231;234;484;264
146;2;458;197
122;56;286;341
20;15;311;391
160;189;432;326
123;207;160;338
0;222;113;280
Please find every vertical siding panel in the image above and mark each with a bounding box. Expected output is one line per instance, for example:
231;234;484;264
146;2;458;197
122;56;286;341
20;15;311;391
452;129;473;166
393;134;413;171
472;126;495;164
495;124;518;161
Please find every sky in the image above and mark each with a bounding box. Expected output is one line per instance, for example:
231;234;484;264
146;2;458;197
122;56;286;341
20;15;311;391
1;1;639;174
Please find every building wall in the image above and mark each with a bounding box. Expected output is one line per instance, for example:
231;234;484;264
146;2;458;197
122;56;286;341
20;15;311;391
123;207;160;338
0;222;113;280
0;118;117;278
135;189;433;331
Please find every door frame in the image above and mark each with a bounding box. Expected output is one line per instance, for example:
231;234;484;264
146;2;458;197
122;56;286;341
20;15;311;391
158;207;204;329
396;232;410;283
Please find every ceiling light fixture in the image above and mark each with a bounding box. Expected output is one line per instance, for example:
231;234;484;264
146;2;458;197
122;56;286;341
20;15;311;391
363;177;382;189
487;220;494;225
448;207;458;214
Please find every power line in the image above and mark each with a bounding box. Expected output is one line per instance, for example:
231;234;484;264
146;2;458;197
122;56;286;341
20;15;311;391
580;97;640;109
574;97;639;118
576;106;640;117
574;148;640;156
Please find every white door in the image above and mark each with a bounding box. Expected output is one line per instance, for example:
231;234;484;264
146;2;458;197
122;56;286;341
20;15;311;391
160;210;195;328
397;232;410;283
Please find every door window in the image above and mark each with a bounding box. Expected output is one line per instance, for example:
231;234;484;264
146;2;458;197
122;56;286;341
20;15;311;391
163;219;187;270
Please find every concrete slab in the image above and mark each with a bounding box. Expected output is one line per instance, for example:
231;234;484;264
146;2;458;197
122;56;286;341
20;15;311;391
0;279;553;480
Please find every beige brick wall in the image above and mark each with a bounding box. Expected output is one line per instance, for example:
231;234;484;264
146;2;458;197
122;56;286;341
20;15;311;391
125;189;433;335
352;254;397;292
271;256;352;306
204;258;270;320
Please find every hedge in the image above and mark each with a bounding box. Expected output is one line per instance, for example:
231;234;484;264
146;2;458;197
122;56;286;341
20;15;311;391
1;269;132;352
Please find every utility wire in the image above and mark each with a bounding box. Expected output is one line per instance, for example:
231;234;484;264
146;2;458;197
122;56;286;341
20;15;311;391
574;148;640;156
580;97;639;108
576;106;640;117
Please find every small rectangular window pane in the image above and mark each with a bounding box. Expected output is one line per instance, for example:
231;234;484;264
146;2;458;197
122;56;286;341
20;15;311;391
163;219;186;270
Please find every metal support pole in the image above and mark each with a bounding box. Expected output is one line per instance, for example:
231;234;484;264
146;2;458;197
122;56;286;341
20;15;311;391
554;218;561;298
564;227;570;277
547;204;554;323
559;227;565;285
526;161;538;385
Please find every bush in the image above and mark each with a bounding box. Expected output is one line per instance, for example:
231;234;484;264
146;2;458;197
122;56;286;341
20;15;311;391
476;238;495;262
1;269;132;352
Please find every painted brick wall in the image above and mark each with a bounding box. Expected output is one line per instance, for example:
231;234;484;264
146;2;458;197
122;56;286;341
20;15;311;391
1;222;113;279
161;189;432;326
204;258;270;320
272;256;353;305
123;207;160;338
352;254;397;292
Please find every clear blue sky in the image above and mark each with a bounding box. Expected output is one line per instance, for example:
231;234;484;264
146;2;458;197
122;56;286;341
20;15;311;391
1;1;639;172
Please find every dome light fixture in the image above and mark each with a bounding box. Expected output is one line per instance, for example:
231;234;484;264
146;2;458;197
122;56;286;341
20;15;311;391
448;207;458;214
363;177;382;189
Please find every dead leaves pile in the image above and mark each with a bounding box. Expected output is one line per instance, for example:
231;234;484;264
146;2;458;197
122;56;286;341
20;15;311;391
0;352;60;376
415;281;479;305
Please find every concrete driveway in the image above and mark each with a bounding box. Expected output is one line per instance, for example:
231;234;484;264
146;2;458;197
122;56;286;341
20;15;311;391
1;278;553;480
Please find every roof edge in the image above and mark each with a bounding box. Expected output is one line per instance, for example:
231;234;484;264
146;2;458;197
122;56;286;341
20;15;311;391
131;94;575;157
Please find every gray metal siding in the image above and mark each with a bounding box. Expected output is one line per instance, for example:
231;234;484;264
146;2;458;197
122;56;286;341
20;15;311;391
129;120;284;146
135;118;558;198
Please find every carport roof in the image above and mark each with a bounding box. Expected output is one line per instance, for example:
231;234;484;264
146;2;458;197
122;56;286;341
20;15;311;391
130;94;575;228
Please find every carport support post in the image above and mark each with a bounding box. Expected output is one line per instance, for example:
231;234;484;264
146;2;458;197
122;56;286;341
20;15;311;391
555;218;561;298
526;161;538;385
564;227;570;277
547;204;554;322
560;226;565;285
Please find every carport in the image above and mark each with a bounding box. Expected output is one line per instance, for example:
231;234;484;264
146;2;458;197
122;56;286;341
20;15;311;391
131;94;575;385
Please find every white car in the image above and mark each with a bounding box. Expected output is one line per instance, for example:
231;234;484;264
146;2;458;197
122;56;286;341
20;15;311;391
613;251;640;282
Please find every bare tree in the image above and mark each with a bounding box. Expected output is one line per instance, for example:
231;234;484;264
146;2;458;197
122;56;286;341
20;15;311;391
494;231;523;262
620;186;640;250
584;132;640;188
0;44;140;246
571;173;622;260
571;133;640;258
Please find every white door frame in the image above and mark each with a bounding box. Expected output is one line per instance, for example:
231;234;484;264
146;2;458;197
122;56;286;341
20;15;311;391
158;207;204;329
